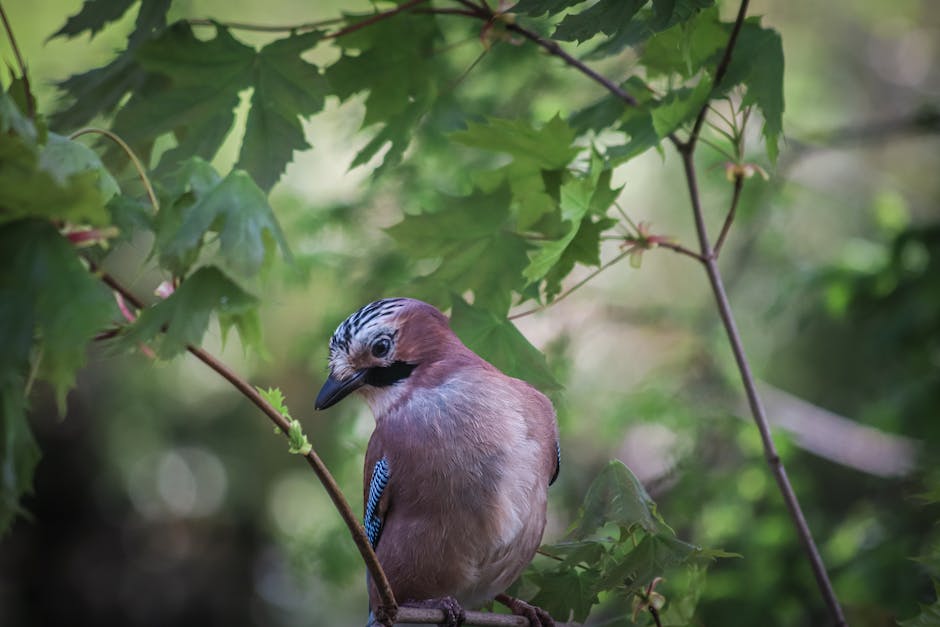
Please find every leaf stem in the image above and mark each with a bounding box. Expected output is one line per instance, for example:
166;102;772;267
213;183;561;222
0;1;34;118
70;127;159;213
712;174;743;258
509;249;631;320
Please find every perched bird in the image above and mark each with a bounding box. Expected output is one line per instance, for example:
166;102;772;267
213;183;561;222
315;298;560;626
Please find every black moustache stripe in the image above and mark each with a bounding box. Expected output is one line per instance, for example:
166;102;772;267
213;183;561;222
366;361;416;387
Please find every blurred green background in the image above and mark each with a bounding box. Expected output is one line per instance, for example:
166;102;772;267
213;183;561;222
1;0;939;625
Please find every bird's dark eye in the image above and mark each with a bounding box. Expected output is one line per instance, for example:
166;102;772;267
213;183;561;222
371;337;391;358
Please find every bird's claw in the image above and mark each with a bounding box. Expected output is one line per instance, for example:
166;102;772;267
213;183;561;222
497;593;555;627
404;596;466;627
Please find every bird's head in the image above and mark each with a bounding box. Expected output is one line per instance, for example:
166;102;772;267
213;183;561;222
314;298;454;411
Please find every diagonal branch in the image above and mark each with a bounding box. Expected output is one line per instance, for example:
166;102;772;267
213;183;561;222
687;0;751;147
0;1;34;118
676;2;847;624
92;268;400;622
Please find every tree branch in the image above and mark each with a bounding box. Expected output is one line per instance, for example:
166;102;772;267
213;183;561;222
92;268;400;623
326;0;431;40
0;1;34;118
675;3;847;624
687;0;751;147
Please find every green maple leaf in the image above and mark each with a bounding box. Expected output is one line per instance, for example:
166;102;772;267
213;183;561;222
523;155;620;296
52;0;171;130
154;159;290;278
0;220;115;407
511;0;585;16
452;115;580;170
326;12;441;173
387;185;528;315
0;94;116;226
122;265;261;358
51;0;137;40
586;0;714;59
571;460;663;538
721;19;785;161
237;31;329;191
449;297;560;391
650;79;712;138
110;22;253;169
554;0;648;43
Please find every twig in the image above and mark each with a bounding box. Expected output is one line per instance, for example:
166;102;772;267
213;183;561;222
509;249;631;320
676;3;847;624
0;1;34;118
70;128;159;213
91;268;399;622
712;174;743;258
686;0;751;146
649;606;663;627
326;0;431;40
657;240;705;262
504;23;639;108
187;17;343;32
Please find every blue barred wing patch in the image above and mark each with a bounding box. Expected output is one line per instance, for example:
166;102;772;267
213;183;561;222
365;457;390;548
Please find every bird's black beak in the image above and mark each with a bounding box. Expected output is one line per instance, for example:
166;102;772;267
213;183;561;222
315;369;368;410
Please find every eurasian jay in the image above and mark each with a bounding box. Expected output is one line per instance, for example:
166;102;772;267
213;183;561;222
315;298;560;626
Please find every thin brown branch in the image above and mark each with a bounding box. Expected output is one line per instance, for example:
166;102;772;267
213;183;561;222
187;17;343;32
657;240;705;262
678;143;847;627
0;1;34;118
92;268;399;622
504;23;639;108
673;5;846;623
687;0;751;146
649;606;664;627
70;128;159;213
712;174;743;259
326;0;431;40
509;249;631;320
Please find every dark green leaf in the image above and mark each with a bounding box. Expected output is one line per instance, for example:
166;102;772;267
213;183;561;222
52;0;136;40
607;109;661;163
572;459;662;538
899;582;940;627
155;162;290;278
122;265;260;358
326;13;440;172
0;220;115;405
650;80;711;138
52;0;171;129
722;20;785;161
512;0;585;16
527;566;600;622
237;31;328;190
641;7;725;78
387;185;528;314
0;378;40;536
586;0;714;59
599;533;698;596
110;22;253;168
449;297;560;391
452;115;579;170
0;97;115;226
554;0;647;43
